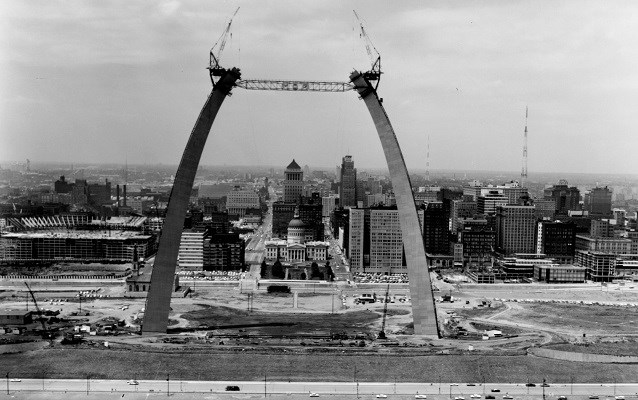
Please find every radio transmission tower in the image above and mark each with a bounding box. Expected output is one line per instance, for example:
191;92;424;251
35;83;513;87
425;135;430;181
521;106;528;188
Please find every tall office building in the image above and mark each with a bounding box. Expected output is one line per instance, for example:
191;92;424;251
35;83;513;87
423;202;449;255
536;221;575;264
590;219;614;238
503;186;529;205
348;208;366;270
225;186;260;219
299;195;325;241
451;200;477;233
585;186;613;216
271;202;297;238
496;205;537;255
544;180;580;215
340;155;357;208
477;191;508;215
203;233;245;271
177;228;210;271
348;206;406;274
283;159;303;204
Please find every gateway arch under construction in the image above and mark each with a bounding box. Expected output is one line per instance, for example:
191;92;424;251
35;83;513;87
142;14;439;338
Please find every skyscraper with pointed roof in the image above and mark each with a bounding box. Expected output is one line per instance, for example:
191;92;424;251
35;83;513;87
340;155;357;207
283;159;303;203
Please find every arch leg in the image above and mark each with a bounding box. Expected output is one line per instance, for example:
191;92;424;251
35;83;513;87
143;69;241;333
350;71;440;337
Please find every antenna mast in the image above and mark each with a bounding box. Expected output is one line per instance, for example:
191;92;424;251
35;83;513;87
425;135;430;182
521;106;528;188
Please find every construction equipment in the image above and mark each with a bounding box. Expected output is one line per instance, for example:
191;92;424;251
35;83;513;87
378;284;390;339
208;7;240;86
24;282;53;339
353;10;381;89
206;10;383;94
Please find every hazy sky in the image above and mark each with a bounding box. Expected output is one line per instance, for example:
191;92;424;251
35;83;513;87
2;1;638;175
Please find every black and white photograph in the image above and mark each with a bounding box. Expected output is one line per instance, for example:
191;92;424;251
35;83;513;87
1;1;638;398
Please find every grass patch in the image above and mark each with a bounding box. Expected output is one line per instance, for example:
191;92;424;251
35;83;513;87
546;340;638;356
182;304;381;335
4;348;638;382
505;303;638;334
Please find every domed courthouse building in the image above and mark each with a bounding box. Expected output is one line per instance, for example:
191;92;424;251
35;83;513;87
265;210;329;264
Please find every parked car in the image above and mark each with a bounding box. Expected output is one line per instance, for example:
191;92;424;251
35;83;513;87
225;386;240;391
309;393;320;397
376;395;388;399
415;395;427;399
526;383;536;387
491;389;501;393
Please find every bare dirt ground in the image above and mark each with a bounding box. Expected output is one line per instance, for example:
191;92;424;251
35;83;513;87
3;278;638;381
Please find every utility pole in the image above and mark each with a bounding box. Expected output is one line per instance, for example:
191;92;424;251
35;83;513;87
332;293;334;314
167;373;170;397
6;373;9;395
571;376;573;395
86;375;90;395
264;372;267;397
354;366;359;399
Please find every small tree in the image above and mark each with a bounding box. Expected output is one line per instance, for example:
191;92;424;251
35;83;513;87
272;259;285;279
260;260;268;278
310;262;322;280
300;272;307;280
325;261;335;282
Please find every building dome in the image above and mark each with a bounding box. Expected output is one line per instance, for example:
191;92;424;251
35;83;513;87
288;218;305;228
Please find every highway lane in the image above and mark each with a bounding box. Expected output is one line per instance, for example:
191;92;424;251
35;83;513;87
6;379;638;397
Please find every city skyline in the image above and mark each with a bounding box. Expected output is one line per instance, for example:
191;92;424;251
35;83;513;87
2;1;638;174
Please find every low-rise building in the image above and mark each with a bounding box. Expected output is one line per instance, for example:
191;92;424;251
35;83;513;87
533;265;586;283
575;250;616;282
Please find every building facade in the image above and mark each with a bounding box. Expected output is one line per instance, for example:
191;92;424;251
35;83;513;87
177;229;210;271
536;221;575;264
283;160;303;204
204;233;245;271
226;187;260;219
496;205;537;255
423;201;449;255
339;155;357;208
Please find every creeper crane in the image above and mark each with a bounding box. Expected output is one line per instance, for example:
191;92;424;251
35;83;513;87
353;10;381;90
208;7;240;87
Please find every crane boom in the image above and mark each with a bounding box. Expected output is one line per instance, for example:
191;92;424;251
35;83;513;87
378;283;390;339
24;282;49;337
209;7;240;85
353;10;381;88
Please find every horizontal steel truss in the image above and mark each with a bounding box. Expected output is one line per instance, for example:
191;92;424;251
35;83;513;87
236;79;354;92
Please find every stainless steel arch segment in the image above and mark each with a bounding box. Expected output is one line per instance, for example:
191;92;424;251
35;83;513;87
143;68;241;333
350;71;440;337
